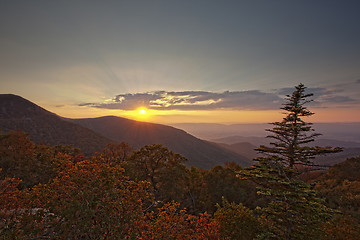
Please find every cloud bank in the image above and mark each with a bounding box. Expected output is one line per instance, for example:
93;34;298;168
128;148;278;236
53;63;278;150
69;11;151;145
80;84;359;111
81;90;282;111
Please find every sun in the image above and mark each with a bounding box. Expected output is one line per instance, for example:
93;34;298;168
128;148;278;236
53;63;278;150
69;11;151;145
138;108;147;115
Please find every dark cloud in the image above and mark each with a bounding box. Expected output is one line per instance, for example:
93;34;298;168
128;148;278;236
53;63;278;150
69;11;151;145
78;103;97;107
356;79;360;84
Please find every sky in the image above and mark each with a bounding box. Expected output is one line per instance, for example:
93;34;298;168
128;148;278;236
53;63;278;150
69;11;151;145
1;0;360;123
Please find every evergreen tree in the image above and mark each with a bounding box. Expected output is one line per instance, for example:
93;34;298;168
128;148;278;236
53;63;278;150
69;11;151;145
257;83;342;174
240;84;341;240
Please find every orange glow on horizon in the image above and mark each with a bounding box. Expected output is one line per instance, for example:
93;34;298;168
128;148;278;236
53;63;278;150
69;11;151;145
45;103;360;124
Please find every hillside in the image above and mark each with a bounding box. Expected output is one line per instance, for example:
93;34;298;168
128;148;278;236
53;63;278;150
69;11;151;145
70;116;253;169
0;94;113;155
0;94;251;169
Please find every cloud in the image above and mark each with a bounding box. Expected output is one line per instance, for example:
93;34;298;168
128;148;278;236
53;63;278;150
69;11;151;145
319;95;355;103
277;87;336;97
79;85;359;111
80;90;283;111
277;85;357;105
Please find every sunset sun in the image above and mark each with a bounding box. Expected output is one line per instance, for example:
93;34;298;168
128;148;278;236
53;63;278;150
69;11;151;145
139;108;147;115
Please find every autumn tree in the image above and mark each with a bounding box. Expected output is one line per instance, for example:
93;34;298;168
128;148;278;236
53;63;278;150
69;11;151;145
95;142;133;166
3;158;152;239
240;84;341;239
0;131;81;188
126;144;189;205
142;202;220;240
315;157;360;223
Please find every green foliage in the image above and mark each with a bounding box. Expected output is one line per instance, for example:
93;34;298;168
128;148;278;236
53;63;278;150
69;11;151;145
239;84;341;239
214;198;263;240
188;164;259;214
126;144;189;204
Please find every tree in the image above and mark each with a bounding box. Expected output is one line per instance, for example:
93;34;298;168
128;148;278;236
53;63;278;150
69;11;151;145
142;202;220;240
240;84;341;239
125;144;189;204
256;83;342;176
95;142;133;166
3;158;152;239
187;164;259;214
0;131;76;188
214;198;264;240
315;157;360;221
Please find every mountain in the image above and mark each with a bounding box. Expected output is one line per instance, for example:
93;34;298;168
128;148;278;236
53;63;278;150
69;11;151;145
0;94;113;155
212;135;360;166
0;94;251;169
69;116;253;169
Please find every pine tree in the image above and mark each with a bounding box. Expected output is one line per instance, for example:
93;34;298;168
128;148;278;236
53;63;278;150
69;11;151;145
240;84;342;240
256;83;342;177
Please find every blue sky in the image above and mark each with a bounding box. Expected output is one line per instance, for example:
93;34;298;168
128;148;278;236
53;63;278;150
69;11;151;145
1;1;360;122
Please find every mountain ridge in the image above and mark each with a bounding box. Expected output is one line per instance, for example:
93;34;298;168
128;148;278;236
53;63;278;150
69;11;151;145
0;94;252;169
69;116;253;169
0;94;113;155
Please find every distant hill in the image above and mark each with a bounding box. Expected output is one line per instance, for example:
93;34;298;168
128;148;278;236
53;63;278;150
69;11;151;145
70;116;253;169
171;123;267;139
0;94;113;155
0;94;251;169
172;122;360;143
215;142;259;160
212;135;360;166
212;136;270;146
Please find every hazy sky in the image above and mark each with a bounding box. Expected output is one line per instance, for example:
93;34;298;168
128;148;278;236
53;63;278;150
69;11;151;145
1;1;360;123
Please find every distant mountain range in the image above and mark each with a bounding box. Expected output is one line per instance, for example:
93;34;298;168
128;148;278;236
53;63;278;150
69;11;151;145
171;122;360;143
211;135;360;167
0;94;252;169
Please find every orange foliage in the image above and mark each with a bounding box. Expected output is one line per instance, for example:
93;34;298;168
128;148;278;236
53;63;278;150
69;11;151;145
322;216;360;240
142;202;219;240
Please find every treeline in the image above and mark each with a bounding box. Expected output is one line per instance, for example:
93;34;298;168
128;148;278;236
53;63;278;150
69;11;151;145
1;130;359;239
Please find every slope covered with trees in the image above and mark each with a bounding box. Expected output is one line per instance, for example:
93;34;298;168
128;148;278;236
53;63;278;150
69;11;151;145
70;116;252;169
0;94;112;155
